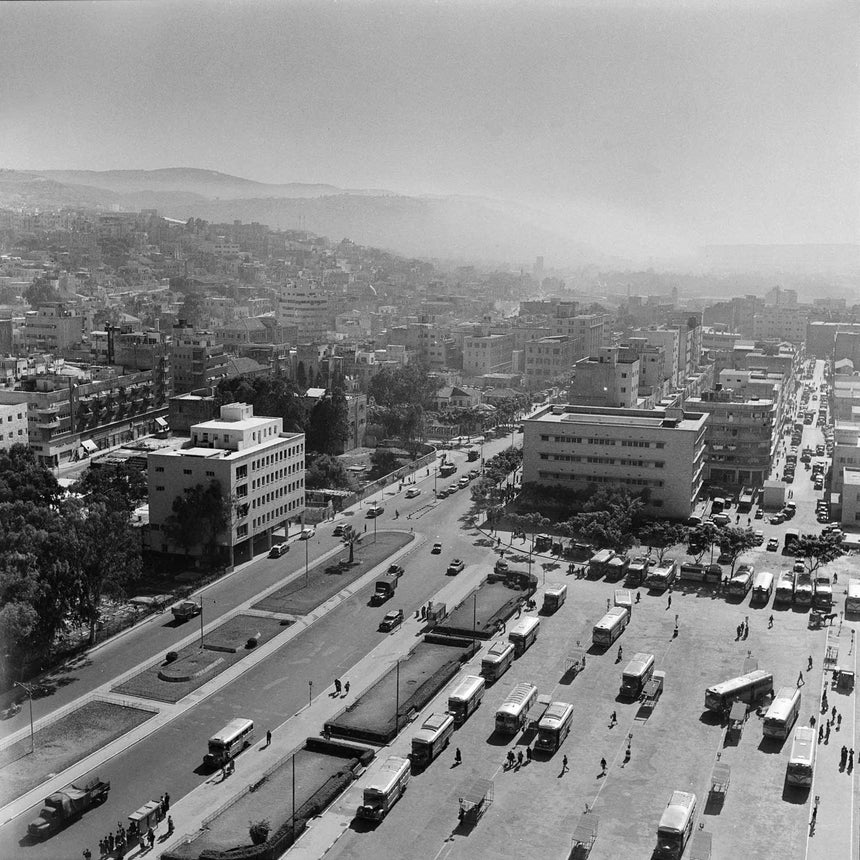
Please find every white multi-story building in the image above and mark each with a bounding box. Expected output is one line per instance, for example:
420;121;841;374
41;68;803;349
147;403;305;565
277;280;330;342
522;404;708;519
0;402;28;450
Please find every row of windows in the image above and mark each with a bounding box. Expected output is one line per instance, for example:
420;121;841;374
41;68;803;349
536;470;665;489
0;430;26;440
538;453;665;468
3;412;25;421
539;434;665;449
252;480;303;507
251;446;303;471
252;497;301;529
251;463;300;488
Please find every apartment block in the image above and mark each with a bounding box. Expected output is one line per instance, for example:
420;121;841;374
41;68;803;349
633;326;680;386
23;302;85;352
569;347;639;408
277;280;330;342
753;306;808;343
463;333;515;377
0;402;28;450
171;325;230;394
147;403;305;565
524;336;577;390
523;404;707;519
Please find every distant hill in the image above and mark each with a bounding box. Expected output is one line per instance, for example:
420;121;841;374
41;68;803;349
0;167;602;265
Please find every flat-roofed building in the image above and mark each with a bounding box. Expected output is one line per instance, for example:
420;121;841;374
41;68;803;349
147;403;305;565
522;404;708;519
463;333;515;377
524;335;577;390
569;347;639;408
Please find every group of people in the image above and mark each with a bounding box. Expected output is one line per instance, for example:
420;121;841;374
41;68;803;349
504;747;532;770
88;794;171;859
333;677;351;697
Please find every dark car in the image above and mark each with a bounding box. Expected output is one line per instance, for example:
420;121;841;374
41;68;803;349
379;609;404;632
447;559;465;575
387;564;405;577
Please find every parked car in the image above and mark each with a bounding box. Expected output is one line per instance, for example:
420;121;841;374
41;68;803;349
447;559;465;575
769;513;785;525
269;542;289;558
753;530;764;545
379;609;404;632
754;508;764;519
432;542;442;554
366;505;385;518
767;538;779;552
300;526;316;540
387;564;405;576
405;487;421;499
333;524;345;536
436;488;449;499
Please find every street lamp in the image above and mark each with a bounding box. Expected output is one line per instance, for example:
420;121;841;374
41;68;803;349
305;537;310;587
14;681;35;754
394;658;401;735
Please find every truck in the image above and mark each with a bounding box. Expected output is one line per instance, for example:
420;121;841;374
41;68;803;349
171;600;201;621
738;486;755;513
28;778;110;838
370;571;401;605
466;448;480;461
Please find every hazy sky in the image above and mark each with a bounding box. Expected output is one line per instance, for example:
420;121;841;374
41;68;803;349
1;0;858;253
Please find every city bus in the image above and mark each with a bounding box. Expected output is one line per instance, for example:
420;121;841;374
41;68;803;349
447;675;486;726
704;669;774;713
203;718;255;768
620;652;656;699
846;579;860;615
786;726;816;787
480;640;515;683
794;573;814;606
654;791;697;860
495;682;539;735
534;701;574;753
411;713;455;769
541;584;567;614
751;571;774;604
356;756;411;821
763;686;802;739
592;606;629;648
508;616;540;657
774;570;796;605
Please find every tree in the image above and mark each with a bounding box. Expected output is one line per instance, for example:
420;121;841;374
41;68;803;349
305;454;351;490
368;363;441;409
0;444;61;506
795;534;845;576
24;276;61;307
637;521;689;563
719;526;759;575
296;361;307;390
368;450;400;481
71;463;147;514
687;522;722;565
163;481;230;560
307;391;349;455
216;377;307;433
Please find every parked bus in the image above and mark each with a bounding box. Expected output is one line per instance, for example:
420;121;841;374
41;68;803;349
480;640;514;683
846;579;860;615
774;570;796;605
541;584;567;614
645;560;677;592
447;675;485;726
411;713;455;769
614;589;634;616
786;727;816;787
356;756;411;821
592;606;629;648
784;529;800;552
204;718;255;768
534;701;574;753
763;686;802;739
620;652;656;699
794;573;814;606
727;566;754;598
654;791;697;860
705;669;773;713
508;616;540;657
439;462;457;477
751;571;774;604
814;576;833;609
588;548;616;579
495;682;539;734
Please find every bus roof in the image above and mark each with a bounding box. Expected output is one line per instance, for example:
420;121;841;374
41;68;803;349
449;675;485;700
366;756;410;794
413;713;453;742
623;653;655;676
545;584;566;596
848;578;860;596
595;607;627;628
791;727;816;760
501;682;537;709
753;571;773;589
509;616;540;637
484;640;514;659
708;669;772;696
539;701;573;727
658;792;696;833
766;687;801;720
590;549;614;563
209;718;253;744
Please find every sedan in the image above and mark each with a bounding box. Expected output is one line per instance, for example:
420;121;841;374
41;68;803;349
431;542;442;554
769;513;785;525
447;559;465;575
753;530;764;545
299;526;316;540
386;564;405;576
754;509;764;519
378;609;404;632
405;487;422;499
767;538;779;552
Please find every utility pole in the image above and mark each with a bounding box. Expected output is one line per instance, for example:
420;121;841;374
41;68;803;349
14;682;35;754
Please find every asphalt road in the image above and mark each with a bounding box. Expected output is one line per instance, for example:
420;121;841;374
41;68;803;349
0;435;520;858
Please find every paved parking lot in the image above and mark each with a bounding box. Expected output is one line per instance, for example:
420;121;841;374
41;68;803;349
319;561;853;860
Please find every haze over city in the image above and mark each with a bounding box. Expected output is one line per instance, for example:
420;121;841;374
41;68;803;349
2;0;858;261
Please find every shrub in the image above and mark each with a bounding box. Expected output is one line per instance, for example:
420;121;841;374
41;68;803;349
249;818;270;845
165;651;178;664
246;637;258;649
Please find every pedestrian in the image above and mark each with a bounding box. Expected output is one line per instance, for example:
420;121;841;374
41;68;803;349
851;749;856;773
334;678;342;696
768;615;774;629
810;715;816;727
98;838;105;857
834;572;838;584
108;832;114;853
797;670;804;687
139;834;147;853
562;754;569;773
832;705;837;721
455;747;462;765
600;757;607;774
266;729;272;747
148;827;155;849
83;848;92;860
667;595;671;609
517;749;524;767
526;746;532;762
808;655;813;671
610;711;617;727
507;750;515;769
167;815;174;835
819;725;824;743
344;680;350;695
617;646;623;662
826;723;831;742
838;714;842;729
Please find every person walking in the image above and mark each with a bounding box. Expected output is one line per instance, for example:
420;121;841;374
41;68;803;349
610;711;617;727
768;615;774;629
83;849;92;860
850;749;855;772
838;714;842;729
561;754;569;774
600;757;607;774
148;827;156;849
517;749;524;767
454;747;462;765
832;705;837;721
266;729;272;747
826;723;831;743
167;815;174;836
334;678;342;696
808;655;813;671
819;725;824;743
507;750;515;769
344;680;350;696
841;746;848;768
526;746;532;762
667;595;672;609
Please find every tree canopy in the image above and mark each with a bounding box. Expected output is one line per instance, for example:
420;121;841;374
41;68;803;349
368;363;441;409
718;526;759;574
637;521;689;563
163;481;230;560
795;534;845;575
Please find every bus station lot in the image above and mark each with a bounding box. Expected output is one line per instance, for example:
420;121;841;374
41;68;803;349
321;567;840;860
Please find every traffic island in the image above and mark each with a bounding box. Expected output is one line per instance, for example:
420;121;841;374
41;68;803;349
433;576;536;640
113;615;287;704
0;700;156;808
163;738;374;860
253;531;412;616
324;635;478;745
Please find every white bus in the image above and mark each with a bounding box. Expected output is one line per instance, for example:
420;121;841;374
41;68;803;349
495;682;539;734
541;584;567;614
411;713;455;769
655;791;697;860
204;718;255;768
846;579;860;615
705;669;773;713
481;640;515;682
620;652;656;699
794;573;814;606
727;567;754;598
447;675;486;726
357;756;411;821
786;726;816;787
763;686;801;739
592;606;629;648
751;571;774;604
535;701;574;753
508;616;540;657
774;570;795;605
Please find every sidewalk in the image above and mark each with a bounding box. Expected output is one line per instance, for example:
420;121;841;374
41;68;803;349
152;558;493;859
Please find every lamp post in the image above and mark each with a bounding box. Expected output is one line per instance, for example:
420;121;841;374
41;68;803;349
199;595;205;648
14;681;34;754
394;658;401;735
305;537;310;588
308;680;313;708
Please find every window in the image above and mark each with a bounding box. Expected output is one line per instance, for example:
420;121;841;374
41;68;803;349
155;466;164;473
183;468;192;475
156;485;164;492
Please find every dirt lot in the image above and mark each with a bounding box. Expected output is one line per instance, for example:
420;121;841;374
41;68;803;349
0;700;156;807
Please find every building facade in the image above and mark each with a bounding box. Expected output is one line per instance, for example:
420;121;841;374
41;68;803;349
22;302;85;352
523;336;576;390
569;348;640;408
277;280;330;342
462;333;515;378
522;404;708;519
0;402;28;450
171;326;230;394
